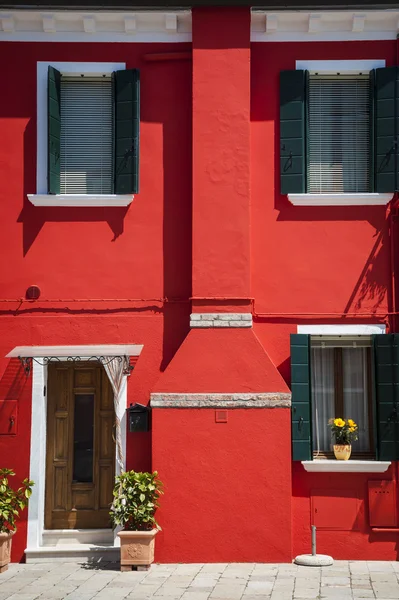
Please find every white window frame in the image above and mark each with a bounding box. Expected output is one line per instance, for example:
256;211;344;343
28;61;133;208
288;59;393;207
297;323;391;472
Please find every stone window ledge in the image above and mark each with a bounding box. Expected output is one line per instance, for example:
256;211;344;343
301;460;391;473
28;194;133;207
288;193;393;206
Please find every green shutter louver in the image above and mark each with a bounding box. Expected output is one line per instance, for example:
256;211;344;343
291;334;312;461
48;66;61;194
114;69;140;194
374;334;399;460
374;66;397;193
280;70;307;195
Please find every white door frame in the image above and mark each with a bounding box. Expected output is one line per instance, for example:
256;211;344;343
26;357;128;553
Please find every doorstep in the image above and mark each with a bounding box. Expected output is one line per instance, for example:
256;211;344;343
25;543;119;563
42;528;114;546
26;529;119;563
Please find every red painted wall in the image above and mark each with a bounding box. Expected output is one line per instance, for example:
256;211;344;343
1;16;398;564
153;408;292;563
251;39;397;561
0;40;192;562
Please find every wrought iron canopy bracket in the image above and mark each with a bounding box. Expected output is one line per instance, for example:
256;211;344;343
18;355;134;376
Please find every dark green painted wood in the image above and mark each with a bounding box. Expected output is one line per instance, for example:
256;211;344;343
48;66;61;194
291;334;312;461
280;70;307;195
369;69;375;192
374;67;397;193
114;69;140;194
374;334;399;460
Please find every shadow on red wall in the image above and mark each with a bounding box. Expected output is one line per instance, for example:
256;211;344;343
0;359;32;563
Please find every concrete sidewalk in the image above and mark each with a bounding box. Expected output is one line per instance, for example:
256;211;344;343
1;560;399;599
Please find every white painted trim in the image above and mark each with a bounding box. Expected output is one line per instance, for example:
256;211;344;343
26;362;47;552
251;10;399;42
288;193;393;206
302;460;391;473
7;344;144;358
28;194;133;207
296;59;386;73
35;61;125;197
0;10;192;43
297;324;386;335
26;353;130;556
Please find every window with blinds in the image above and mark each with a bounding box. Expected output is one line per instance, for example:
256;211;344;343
307;74;371;194
60;76;113;195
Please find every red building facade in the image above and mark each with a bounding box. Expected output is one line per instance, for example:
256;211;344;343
1;3;399;564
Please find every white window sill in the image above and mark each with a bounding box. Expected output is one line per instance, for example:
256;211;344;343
302;460;391;473
28;194;134;207
288;193;393;206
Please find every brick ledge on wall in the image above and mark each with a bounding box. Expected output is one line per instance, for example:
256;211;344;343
150;392;291;408
190;313;252;328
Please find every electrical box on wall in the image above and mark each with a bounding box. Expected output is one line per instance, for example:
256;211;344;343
368;480;397;527
311;489;360;530
0;401;17;435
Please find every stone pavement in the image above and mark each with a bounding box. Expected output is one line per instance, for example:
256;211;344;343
1;560;399;599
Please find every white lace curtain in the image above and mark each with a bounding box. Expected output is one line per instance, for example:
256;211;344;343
103;356;128;472
311;347;370;453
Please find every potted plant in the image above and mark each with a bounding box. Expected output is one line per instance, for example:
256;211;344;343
328;418;358;460
0;468;34;573
110;470;163;571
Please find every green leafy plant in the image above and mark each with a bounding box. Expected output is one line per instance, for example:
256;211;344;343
328;418;359;445
0;468;34;534
110;470;163;531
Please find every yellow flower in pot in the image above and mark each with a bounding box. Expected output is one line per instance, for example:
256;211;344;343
109;470;163;571
328;418;358;460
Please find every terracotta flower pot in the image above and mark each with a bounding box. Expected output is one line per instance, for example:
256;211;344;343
118;529;158;571
0;531;14;573
333;444;352;460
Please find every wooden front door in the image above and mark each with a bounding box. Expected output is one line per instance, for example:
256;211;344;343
45;363;115;529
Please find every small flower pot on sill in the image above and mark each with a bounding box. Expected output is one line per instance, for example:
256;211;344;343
333;444;352;460
0;531;14;573
118;529;158;571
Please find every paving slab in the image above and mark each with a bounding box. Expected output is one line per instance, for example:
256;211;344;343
3;561;399;599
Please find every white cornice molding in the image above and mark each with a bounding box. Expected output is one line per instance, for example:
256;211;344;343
3;9;399;43
0;10;191;43
251;9;399;42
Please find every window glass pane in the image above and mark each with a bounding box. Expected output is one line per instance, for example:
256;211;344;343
308;75;370;194
342;348;370;452
311;347;335;452
60;77;113;194
73;393;94;483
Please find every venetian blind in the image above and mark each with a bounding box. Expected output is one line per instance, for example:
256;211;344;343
307;74;370;194
60;76;113;195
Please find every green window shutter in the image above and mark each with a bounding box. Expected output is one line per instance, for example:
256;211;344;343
374;67;397;193
291;333;312;461
48;66;61;194
280;70;307;195
113;69;140;194
374;334;399;460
